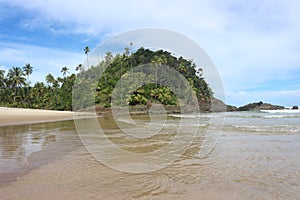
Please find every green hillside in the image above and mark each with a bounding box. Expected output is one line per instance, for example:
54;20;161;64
0;47;213;112
74;47;213;112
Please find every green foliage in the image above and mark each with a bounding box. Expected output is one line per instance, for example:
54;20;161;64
92;47;212;107
23;63;33;83
0;65;76;111
0;47;213;111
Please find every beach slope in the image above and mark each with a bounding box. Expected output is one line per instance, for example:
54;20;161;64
0;107;75;126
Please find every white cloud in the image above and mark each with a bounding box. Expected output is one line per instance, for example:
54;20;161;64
1;0;300;105
0;41;83;82
3;0;227;34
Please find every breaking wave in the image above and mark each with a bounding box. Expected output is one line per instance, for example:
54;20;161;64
223;124;300;135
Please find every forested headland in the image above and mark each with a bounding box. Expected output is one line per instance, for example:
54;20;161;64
0;47;214;112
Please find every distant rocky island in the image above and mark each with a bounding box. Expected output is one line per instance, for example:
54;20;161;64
211;99;292;112
223;101;299;112
95;99;292;115
236;101;285;111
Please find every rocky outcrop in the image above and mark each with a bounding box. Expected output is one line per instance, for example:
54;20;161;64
238;101;284;111
226;105;238;112
95;100;287;114
206;98;237;112
292;105;299;110
209;98;225;112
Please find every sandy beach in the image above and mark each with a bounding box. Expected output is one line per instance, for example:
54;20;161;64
0;107;76;126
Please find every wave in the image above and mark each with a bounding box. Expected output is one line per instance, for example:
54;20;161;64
169;114;198;118
145;121;209;128
226;113;300;119
262;114;300;118
260;109;300;114
117;118;137;124
169;113;224;119
223;124;300;134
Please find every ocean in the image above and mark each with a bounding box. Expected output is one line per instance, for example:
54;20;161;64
223;110;300;134
0;110;299;199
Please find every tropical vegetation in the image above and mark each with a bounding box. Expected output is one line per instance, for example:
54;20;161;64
0;47;213;111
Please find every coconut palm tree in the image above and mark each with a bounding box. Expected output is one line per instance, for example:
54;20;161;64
32;82;45;105
151;55;167;87
23;63;33;84
45;73;55;86
196;68;203;78
52;79;60;105
129;42;134;81
7;67;27;102
84;46;90;68
0;69;7;104
7;67;27;87
124;47;130;57
105;51;113;63
61;66;69;78
0;69;6;88
76;64;83;72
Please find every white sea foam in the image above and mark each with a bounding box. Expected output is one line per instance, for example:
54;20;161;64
262;115;300;118
116;118;137;125
224;124;300;134
226;113;300;119
169;113;222;119
169;114;198;118
261;109;300;114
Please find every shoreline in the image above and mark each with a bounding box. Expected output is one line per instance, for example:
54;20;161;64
1;104;297;127
0;107;78;127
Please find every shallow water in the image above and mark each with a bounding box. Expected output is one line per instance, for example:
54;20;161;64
0;120;81;184
0;111;300;199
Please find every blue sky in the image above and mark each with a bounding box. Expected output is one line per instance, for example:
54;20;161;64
0;0;299;107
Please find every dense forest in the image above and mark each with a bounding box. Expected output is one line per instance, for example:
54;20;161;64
0;47;213;111
0;64;75;110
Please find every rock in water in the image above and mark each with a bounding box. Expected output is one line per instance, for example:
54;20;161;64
238;101;285;111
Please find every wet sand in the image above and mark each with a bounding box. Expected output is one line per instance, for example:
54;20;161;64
1;112;300;199
0;107;77;126
1;131;299;200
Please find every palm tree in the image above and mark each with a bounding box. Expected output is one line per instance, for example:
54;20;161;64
23;63;33;84
61;66;69;78
52;79;60;105
7;67;27;102
0;69;6;88
84;46;90;68
151;55;167;87
130;42;134;81
45;73;55;86
196;68;203;78
105;51;113;63
130;42;133;56
124;47;130;57
33;82;45;105
0;69;7;105
75;64;83;72
7;67;27;87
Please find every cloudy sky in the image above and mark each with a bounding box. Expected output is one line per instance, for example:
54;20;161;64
0;0;299;106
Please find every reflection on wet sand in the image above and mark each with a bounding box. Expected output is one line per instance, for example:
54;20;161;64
0;120;80;184
0;114;300;199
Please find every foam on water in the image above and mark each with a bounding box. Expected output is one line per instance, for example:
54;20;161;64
223;124;300;134
263;114;300;118
261;109;300;114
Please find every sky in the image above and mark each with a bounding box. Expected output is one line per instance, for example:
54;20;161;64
0;0;299;107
